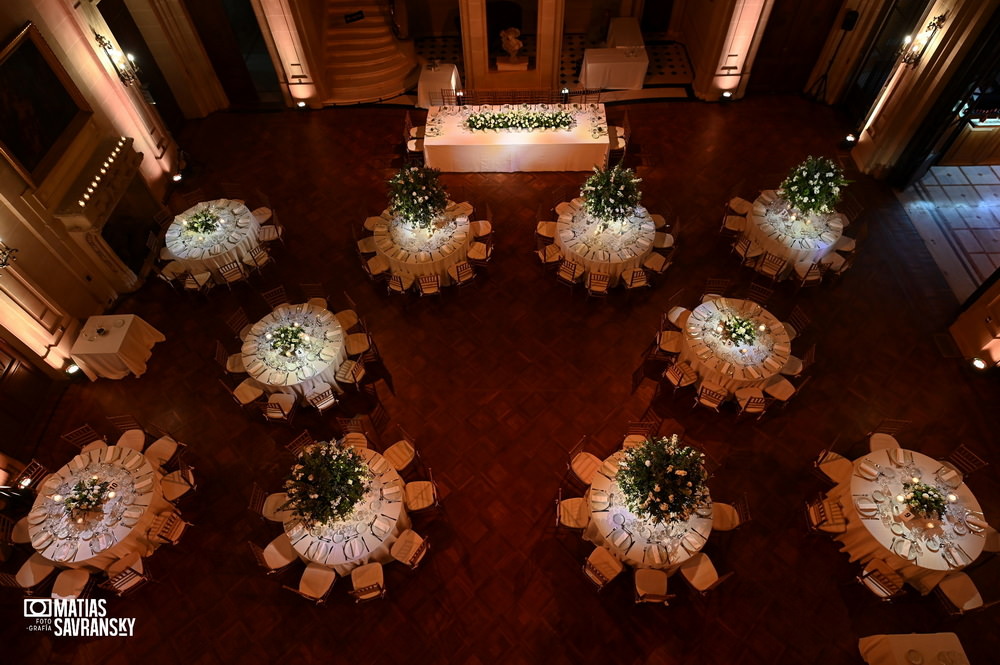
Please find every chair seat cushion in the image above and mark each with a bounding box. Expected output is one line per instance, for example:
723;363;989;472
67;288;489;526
711;502;740;531
729;197;753;215
559;497;590;529
384;440;415;471
263;534;298;570
262;492;289;521
405;481;436;511
300;563;336;599
635;568;669;596
52;569;91;599
680;553;718;590
571;452;601;485
657;331;683;353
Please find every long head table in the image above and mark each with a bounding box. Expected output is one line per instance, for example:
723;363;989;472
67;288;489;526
423;104;610;172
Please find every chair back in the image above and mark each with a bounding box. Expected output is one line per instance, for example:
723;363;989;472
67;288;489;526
697;384;726;409
626;421;658;438
300;282;326;301
262;401;291;422
226;307;250;337
702;277;730;299
61;424;104;449
457;262;475;281
285;430;314;456
870;418;911;436
759;252;787;276
948;444;988;475
12;460;49;491
588;273;610;294
99;567;149;597
214;341;230;369
308;387;337;413
787;306;810;336
349;582;386;603
248;482;267;516
746;282;773;306
261;285;288;309
387;274;406;293
220;260;245;282
417;274;439;294
583;559;611;590
406;537;430;569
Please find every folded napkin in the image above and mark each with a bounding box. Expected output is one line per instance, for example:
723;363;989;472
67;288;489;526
133;478;153;492
601;459;619;478
893;448;908;466
939;468;961;485
373;516;393;536
966;515;987;530
370;458;388;475
382;485;402;500
32;531;53;549
895;539;911;558
123;453;144;470
648;545;662;565
28;511;48;525
681;532;702;552
856;498;878;514
610;530;630;548
857;461;878;479
68;457;84;472
345;539;362;559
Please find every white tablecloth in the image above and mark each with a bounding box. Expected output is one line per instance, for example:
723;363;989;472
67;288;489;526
28;446;169;571
679;298;791;395
164;199;260;275
70;315;166;381
416;63;461;108
747;196;844;265
830;449;985;585
586;450;713;570
423;104;609;172
282;447;409;576
242;303;346;400
373;206;472;284
581;48;649;90
555;201;655;285
859;633;969;665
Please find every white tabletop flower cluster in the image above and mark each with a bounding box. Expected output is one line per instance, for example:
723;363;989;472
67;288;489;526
778;156;849;215
466;108;575;132
581;164;642;225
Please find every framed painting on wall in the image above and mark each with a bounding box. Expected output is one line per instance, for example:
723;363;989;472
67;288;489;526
0;22;92;187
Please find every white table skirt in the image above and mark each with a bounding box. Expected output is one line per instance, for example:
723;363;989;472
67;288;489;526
282;447;410;576
242;303;346;400
859;633;968;665
679;298;791;395
164;199;261;276
29;446;170;572
70;315;166;381
829;448;984;592
423;104;609;172
374;215;472;284
417;63;461;108
554;204;655;286
581;48;649;90
585;450;713;570
746;196;844;265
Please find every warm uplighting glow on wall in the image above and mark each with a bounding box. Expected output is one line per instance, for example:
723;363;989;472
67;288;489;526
712;0;771;98
257;0;316;106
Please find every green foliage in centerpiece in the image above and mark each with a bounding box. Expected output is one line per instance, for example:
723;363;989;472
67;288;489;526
581;164;642;224
720;315;757;346
778;156;849;215
466;109;574;132
63;477;111;515
184;210;219;234
617;435;709;524
282;441;373;526
267;324;305;357
901;481;947;518
388;167;448;230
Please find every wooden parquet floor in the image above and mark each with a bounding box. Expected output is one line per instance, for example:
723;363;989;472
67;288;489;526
4;96;1000;664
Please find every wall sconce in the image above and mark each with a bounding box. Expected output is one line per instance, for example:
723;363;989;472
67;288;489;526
0;240;18;270
900;14;946;67
95;32;139;86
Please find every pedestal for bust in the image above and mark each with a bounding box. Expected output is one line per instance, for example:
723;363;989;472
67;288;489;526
497;56;529;71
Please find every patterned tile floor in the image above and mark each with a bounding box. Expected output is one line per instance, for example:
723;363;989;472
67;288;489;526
2;95;998;664
897;165;1000;302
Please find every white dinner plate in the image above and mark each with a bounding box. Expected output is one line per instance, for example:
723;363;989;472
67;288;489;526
952;522;969;536
890;522;906;536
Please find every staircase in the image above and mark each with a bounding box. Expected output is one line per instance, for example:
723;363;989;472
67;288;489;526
322;1;419;104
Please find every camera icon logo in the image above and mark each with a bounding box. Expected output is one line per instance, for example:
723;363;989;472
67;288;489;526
24;599;52;618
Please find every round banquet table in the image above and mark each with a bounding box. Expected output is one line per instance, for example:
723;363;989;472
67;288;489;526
27;446;170;571
242;303;346;400
282;447;410;576
372;202;472;285
746;195;844;265
555;201;655;286
679;298;792;395
585;450;713;570
164;199;261;276
829;448;985;593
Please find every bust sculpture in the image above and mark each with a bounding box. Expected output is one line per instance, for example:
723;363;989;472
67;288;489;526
500;27;523;64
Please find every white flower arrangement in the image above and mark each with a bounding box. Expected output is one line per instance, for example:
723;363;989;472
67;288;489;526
900;481;947;518
266;323;307;357
719;315;757;346
388;167;448;230
581;165;642;224
62;477;111;515
282;441;372;527
616;435;709;524
466;109;574;132
778;156;849;215
183;210;219;234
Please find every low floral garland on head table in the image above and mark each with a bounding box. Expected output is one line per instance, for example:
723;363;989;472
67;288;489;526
778;156;850;215
388;167;448;231
282;441;373;527
617;435;709;524
466;109;575;132
581;164;642;225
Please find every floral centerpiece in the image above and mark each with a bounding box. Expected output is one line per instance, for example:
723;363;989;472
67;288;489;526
388;167;448;231
778;156;849;215
900;481;947;518
183;210;219;234
616;435;709;524
718;315;757;346
581;164;642;225
60;477;112;515
466;109;574;132
282;441;373;527
266;323;308;357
